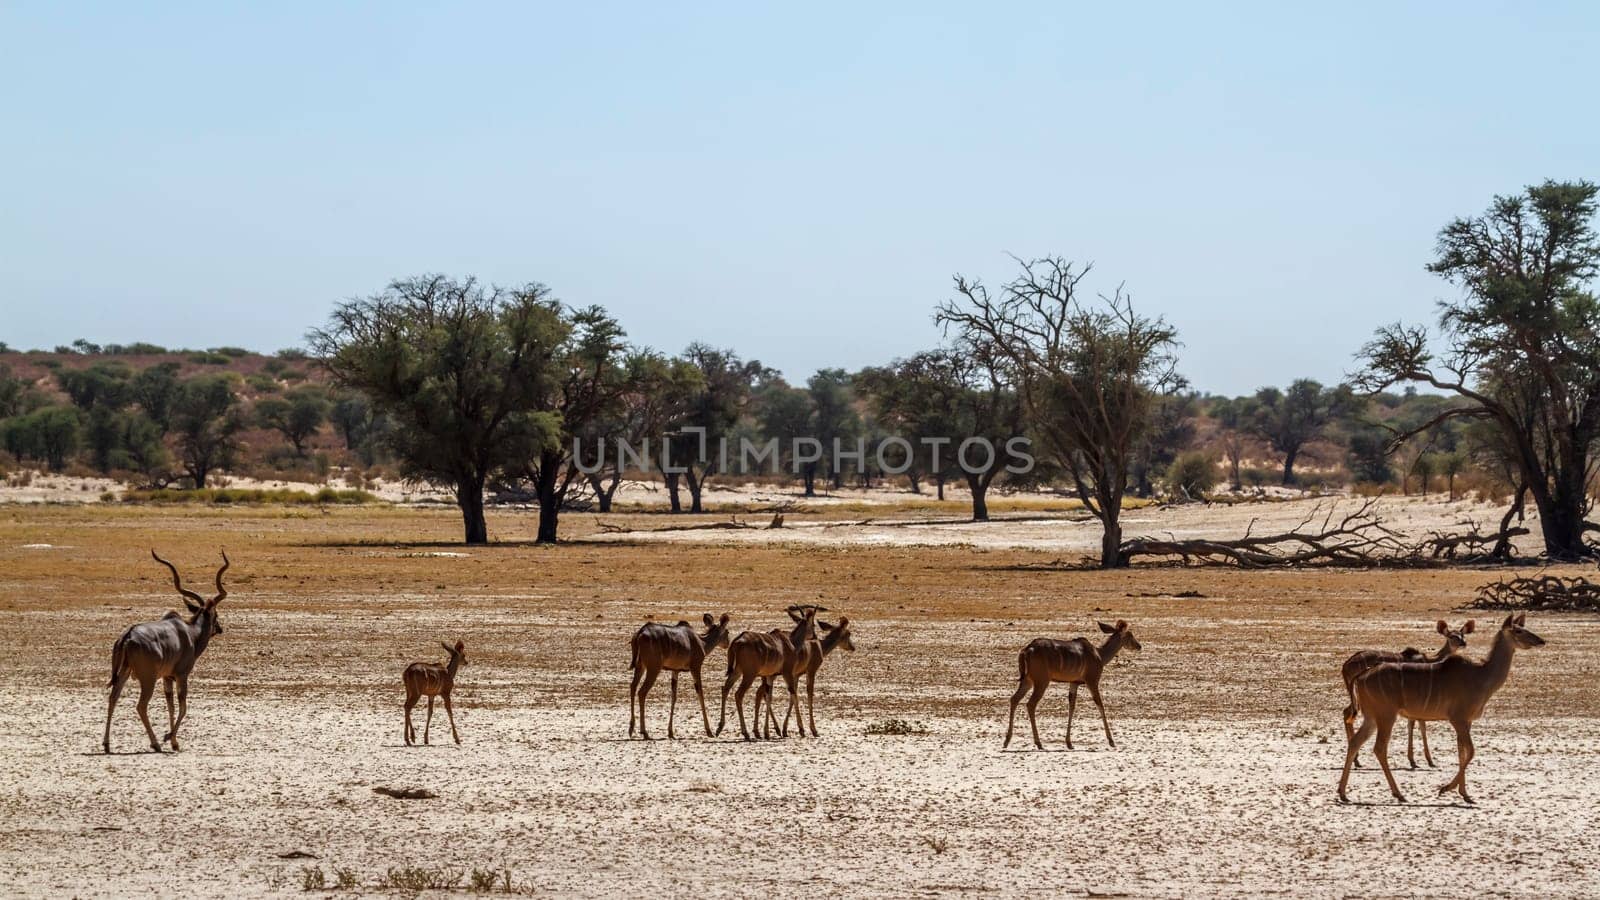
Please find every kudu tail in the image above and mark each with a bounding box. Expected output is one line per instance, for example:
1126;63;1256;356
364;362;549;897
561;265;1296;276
108;635;128;687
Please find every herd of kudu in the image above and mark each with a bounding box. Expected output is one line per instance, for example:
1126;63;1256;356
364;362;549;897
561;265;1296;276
103;550;1549;803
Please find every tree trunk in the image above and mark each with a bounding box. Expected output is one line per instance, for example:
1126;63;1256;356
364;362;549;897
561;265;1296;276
1534;480;1591;560
534;452;562;544
802;467;816;498
1100;514;1125;569
966;472;990;522
685;467;704;514
457;476;488;545
191;463;209;490
587;473;613;513
1281;447;1298;486
935;475;945;501
907;472;922;494
664;472;683;513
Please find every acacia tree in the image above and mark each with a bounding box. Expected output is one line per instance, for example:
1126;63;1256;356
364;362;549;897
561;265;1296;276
514;306;631;542
859;347;1023;520
1358;180;1600;560
671;344;763;514
1248;379;1350;485
1209;396;1253;490
580;351;700;513
170;374;243;488
255;386;329;457
311;275;567;544
937;256;1181;568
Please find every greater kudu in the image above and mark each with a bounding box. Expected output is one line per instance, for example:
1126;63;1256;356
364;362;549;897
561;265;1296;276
1338;613;1545;803
103;550;229;753
1003;620;1141;751
778;616;857;738
1340;619;1472;769
716;605;820;741
404;640;466;745
628;613;733;739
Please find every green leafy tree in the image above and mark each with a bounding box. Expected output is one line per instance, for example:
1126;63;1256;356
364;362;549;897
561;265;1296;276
130;363;181;432
170;375;244;488
312;275;568;544
670;344;765;513
1248;380;1351;485
2;407;81;470
1359;180;1600;559
255;386;330;457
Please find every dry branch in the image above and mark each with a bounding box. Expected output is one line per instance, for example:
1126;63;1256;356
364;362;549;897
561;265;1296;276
1118;499;1527;568
1471;575;1600;612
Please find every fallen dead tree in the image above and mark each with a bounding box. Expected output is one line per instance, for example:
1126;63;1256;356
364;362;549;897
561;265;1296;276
1117;499;1528;568
1471;574;1600;612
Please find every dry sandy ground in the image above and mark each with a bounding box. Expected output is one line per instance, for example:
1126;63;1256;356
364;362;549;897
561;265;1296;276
0;503;1595;898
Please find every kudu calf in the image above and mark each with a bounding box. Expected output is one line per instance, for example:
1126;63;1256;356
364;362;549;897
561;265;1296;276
103;550;229;753
716;605;820;741
1340;619;1472;769
628;613;733;739
1338;613;1546;803
403;640;466;746
1004;620;1141;751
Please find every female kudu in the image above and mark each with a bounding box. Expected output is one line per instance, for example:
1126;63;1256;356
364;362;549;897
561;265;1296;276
1338;613;1545;803
627;613;733;739
1003;620;1141;751
403;640;466;746
716;606;820;741
1340;619;1472;769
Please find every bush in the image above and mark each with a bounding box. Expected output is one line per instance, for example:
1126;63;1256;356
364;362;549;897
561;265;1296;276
211;346;251;358
246;374;281;394
187;352;231;365
1165;451;1219;498
120;487;379;505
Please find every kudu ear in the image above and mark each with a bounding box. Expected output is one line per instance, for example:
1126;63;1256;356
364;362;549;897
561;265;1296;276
1098;621;1115;634
1514;613;1526;626
440;641;455;656
1116;619;1128;631
455;640;465;652
1502;614;1515;630
817;620;835;633
719;613;730;626
703;613;715;628
1436;620;1448;634
786;607;802;622
838;616;849;628
1462;619;1475;634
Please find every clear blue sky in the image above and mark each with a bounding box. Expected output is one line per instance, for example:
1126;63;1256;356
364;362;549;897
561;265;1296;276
2;2;1595;395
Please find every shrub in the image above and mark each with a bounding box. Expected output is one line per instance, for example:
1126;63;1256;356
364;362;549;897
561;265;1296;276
187;352;231;365
211;346;251;358
120;487;379;505
1165;451;1219;498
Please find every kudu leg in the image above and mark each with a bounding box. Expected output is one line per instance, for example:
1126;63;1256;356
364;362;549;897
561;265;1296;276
1372;717;1404;802
1438;719;1474;802
1420;721;1435;768
161;679;176;744
734;675;755;741
637;668;658;740
424;696;435;745
1342;686;1362;769
134;678;161;752
783;674;803;740
667;673;679;740
404;694;417;746
1065;684;1079;750
171;677;190;742
1406;719;1417;769
103;676;127;754
628;665;642;737
443;693;461;745
1025;681;1047;750
1089;683;1114;750
1003;676;1029;749
806;671;818;738
715;670;736;737
691;669;710;733
1337;715;1377;802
